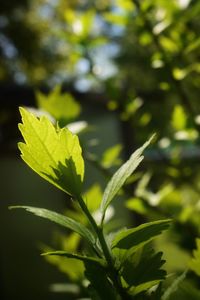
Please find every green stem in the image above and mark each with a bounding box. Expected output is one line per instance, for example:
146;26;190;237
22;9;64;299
76;195;131;300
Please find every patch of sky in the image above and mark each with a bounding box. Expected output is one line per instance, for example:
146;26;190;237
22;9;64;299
74;78;93;93
75;58;90;75
0;34;18;59
38;4;54;20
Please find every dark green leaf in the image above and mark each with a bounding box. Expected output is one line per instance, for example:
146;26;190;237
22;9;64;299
42;251;106;267
9;206;96;247
112;219;171;260
84;260;119;300
120;246;166;296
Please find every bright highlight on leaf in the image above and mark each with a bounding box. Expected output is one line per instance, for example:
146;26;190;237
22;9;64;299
100;134;156;223
18;107;84;196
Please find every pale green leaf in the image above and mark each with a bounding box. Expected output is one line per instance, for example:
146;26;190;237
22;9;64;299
18;107;84;196
9;206;96;247
83;184;102;212
100;134;155;222
101;144;122;168
36;85;81;127
126;197;148;215
171;105;187;131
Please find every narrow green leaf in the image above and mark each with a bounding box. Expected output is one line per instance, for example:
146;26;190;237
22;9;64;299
112;219;171;259
161;271;187;300
41;244;84;281
42;251;106;267
100;134;155;222
18;107;84;196
9;206;96;247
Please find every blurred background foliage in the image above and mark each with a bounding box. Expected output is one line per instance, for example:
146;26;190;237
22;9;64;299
1;0;200;299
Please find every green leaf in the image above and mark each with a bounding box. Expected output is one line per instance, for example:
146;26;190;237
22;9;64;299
83;184;102;212
100;134;155;222
84;260;118;300
112;219;171;260
126;198;148;215
161;271;187;300
120;246;166;296
9;206;96;247
18;107;84;196
189;238;200;276
41;242;84;281
171;105;187;131
101;144;122;168
36;85;81;127
42;251;106;267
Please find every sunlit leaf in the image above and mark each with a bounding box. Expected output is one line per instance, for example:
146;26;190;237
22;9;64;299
171;105;187;131
126;197;148;215
83;184;102;212
100;135;155;222
18;107;84;196
101;144;122;168
36;85;81;127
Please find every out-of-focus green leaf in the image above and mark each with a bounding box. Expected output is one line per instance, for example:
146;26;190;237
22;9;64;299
83;184;102;212
112;219;171;260
189;238;200;276
9;206;96;247
120;246;166;296
18;107;84;196
184;38;200;54
101;144;122;168
167;280;200;300
171;105;187;131
36;85;81;126
126;197;148;215
100;135;155;222
161;271;187;300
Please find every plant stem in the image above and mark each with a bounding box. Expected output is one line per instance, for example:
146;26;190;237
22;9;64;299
76;195;131;300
